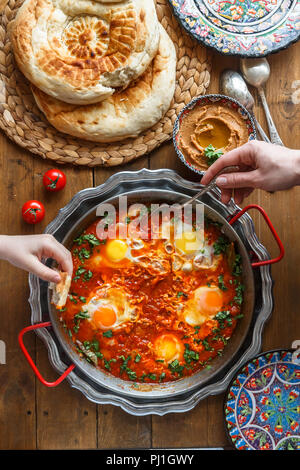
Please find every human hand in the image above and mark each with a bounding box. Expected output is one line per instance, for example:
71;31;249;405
201;141;300;205
0;234;73;283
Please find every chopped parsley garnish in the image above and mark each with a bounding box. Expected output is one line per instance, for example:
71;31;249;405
202;339;214;351
73;234;104;262
103;330;113;338
234;282;245;305
134;354;141;363
204;145;224;166
73;266;86;281
74;233;101;248
169;359;184;377
69;294;78;304
218;274;228;292
119;355;137;381
69;292;86;304
77;247;91;263
214;310;231;329
90;339;100;351
104;358;117;371
83;270;93;281
73;266;93;282
159;372;166;382
232;254;243;277
147;374;157;381
73;310;90;333
184;344;199;364
213;236;230;255
177;291;188;299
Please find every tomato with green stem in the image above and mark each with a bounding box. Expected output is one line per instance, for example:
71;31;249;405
22;200;45;224
43;169;66;192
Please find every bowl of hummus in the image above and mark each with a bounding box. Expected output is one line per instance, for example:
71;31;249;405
173;94;256;175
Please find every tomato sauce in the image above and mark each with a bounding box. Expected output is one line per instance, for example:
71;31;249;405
55;211;244;384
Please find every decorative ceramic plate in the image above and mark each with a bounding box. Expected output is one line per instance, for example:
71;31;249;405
224;349;300;450
173;94;256;175
169;0;300;57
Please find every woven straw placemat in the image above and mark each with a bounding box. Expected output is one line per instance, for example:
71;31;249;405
0;0;211;167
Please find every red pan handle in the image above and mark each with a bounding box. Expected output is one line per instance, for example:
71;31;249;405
18;321;75;387
228;204;284;268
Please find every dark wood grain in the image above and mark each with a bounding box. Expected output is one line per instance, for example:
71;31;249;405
0;30;299;449
0;141;36;449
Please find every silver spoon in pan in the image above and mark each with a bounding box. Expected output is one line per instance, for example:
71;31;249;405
180;165;240;209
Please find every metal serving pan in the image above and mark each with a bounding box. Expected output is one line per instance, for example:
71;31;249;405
20;169;284;415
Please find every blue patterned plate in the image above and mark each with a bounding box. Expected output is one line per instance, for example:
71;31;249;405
169;0;300;57
224;349;300;450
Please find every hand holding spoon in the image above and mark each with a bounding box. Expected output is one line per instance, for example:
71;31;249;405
240;58;283;146
220;69;270;143
145;166;240;224
180;166;240;208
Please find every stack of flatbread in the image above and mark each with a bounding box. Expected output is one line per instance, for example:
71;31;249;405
10;0;177;143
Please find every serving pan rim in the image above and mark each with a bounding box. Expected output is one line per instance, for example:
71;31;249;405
28;168;274;415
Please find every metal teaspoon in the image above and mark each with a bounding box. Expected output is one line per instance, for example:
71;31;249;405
220;69;270;143
180;165;240;209
240;58;283;146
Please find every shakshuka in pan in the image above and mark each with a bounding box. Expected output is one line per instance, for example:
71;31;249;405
53;206;244;384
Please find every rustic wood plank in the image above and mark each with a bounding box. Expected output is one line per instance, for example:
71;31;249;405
94;157;152;450
32;160;98;449
0;140;36;449
251;43;300;353
98;405;152;449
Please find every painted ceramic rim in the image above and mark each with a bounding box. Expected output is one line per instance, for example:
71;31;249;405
168;0;300;58
224;348;300;450
173;94;257;176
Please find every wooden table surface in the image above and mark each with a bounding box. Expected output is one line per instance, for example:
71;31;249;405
0;9;299;449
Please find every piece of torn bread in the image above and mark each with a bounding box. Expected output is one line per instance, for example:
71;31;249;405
50;270;71;308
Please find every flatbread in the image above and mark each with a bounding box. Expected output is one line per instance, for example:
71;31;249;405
50;270;71;308
10;0;159;105
32;25;177;143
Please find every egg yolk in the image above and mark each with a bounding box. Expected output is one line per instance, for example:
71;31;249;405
195;287;223;316
154;334;183;363
175;231;202;254
105;239;128;263
93;305;117;328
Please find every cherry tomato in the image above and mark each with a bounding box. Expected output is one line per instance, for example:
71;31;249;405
22;200;45;224
43;169;66;192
